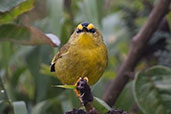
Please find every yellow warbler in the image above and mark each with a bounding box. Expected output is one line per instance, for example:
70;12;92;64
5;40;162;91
50;22;108;85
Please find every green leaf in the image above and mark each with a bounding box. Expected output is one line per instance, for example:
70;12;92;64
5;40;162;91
58;93;73;112
0;76;13;114
0;0;26;13
31;100;48;114
0;42;13;69
10;67;26;86
26;46;50;102
0;77;9;101
93;97;112;113
31;97;63;114
0;24;60;47
0;101;13;114
13;101;27;114
52;85;75;89
0;0;34;24
115;82;135;111
134;65;171;114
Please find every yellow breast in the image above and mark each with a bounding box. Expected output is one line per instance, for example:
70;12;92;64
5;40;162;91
76;33;97;48
55;33;108;85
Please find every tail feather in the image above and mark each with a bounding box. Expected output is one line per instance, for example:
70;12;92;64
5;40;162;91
50;63;55;72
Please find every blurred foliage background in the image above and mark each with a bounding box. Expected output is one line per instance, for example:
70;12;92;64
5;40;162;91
0;0;171;114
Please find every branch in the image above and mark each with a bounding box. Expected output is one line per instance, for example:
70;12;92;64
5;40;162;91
65;78;128;114
103;0;171;106
75;78;98;114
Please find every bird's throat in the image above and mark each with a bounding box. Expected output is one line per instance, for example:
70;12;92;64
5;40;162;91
77;33;95;47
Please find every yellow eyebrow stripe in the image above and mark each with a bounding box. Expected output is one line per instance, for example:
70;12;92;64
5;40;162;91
77;24;83;30
87;24;94;30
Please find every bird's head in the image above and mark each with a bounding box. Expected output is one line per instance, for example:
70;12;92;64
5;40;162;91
76;22;96;34
69;22;103;46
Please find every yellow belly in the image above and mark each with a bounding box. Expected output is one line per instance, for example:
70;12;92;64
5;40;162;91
55;44;108;85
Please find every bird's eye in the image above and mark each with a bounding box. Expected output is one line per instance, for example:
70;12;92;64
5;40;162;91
89;28;96;33
76;29;82;33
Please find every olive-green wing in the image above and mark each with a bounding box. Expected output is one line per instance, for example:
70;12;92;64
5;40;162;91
50;43;70;72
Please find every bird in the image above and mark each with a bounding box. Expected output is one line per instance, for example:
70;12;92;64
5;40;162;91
50;22;108;85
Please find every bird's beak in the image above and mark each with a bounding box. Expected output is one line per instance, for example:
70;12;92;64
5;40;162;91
82;27;88;32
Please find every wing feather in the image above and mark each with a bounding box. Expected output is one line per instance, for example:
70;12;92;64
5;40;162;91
50;43;70;72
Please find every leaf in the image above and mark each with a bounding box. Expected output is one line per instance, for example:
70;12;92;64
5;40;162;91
0;101;13;114
115;82;135;111
0;0;26;12
0;42;13;69
133;65;171;114
93;97;112;113
10;67;26;86
0;77;9;102
0;76;13;113
13;101;27;114
31;97;63;114
40;64;56;77
58;93;73;112
46;33;61;46
17;69;35;100
25;46;50;102
0;0;34;24
31;100;48;114
52;85;75;89
0;24;60;47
